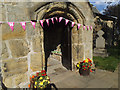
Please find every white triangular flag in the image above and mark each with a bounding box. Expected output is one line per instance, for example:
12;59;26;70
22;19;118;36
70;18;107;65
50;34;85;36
8;22;14;31
31;21;36;29
59;17;63;22
46;19;49;26
20;22;26;31
51;18;54;24
65;19;69;25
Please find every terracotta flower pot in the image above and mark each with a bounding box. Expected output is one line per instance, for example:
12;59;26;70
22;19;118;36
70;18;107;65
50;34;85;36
79;68;90;76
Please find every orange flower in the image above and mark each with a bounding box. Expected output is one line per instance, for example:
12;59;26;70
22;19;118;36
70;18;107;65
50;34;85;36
28;84;31;88
90;69;92;72
32;75;34;78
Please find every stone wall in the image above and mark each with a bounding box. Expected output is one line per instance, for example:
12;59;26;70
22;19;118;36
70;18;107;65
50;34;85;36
0;2;94;88
1;2;45;88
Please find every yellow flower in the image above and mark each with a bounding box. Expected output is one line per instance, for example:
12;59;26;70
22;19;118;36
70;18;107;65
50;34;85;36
34;86;36;88
43;80;46;83
46;76;49;80
35;81;37;85
39;77;43;80
40;86;43;89
85;59;88;63
48;81;50;84
40;82;43;85
77;64;79;67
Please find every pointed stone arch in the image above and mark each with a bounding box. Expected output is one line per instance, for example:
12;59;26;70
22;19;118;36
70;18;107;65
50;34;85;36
33;2;88;71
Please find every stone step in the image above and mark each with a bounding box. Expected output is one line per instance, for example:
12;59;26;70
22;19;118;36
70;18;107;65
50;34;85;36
93;53;108;57
47;57;61;67
54;73;87;88
47;63;67;74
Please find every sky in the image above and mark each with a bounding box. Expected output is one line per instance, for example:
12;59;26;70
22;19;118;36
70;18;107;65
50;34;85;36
89;0;120;14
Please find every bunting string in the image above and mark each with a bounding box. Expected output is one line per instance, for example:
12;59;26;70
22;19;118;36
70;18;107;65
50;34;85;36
0;17;93;31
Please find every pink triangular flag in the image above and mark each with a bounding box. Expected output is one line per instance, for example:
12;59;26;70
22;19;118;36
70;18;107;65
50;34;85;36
20;22;26;31
72;22;75;27
31;21;36;29
90;26;93;30
46;19;49;26
8;22;14;31
40;20;44;27
59;17;63;22
87;26;89;30
65;19;69;25
51;18;54;24
83;26;86;30
77;24;81;29
55;17;58;22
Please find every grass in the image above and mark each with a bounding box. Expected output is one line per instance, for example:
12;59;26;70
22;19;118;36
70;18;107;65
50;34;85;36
93;46;120;72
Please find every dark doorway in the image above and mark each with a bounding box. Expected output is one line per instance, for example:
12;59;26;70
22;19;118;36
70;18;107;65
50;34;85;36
43;17;72;72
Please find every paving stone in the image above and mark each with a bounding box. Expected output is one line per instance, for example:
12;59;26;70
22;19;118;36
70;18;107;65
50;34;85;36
86;78;113;88
47;57;61;67
46;58;118;88
60;74;86;88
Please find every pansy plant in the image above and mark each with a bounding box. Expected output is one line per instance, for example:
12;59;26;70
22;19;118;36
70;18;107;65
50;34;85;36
76;58;92;71
28;70;50;89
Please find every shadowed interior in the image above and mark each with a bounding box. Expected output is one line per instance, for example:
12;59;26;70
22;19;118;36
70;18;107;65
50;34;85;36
43;17;72;71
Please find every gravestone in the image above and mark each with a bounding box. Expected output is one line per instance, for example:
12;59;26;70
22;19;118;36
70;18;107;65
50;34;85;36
96;30;105;48
94;30;108;57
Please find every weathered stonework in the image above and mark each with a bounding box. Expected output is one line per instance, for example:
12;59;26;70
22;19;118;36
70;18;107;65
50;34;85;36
9;39;30;58
2;58;28;78
32;36;42;52
2;24;26;40
30;52;44;71
2;58;28;87
14;73;28;86
4;75;14;87
1;41;9;59
1;1;94;88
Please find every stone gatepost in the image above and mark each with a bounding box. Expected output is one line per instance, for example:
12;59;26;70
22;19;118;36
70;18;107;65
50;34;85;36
94;30;108;57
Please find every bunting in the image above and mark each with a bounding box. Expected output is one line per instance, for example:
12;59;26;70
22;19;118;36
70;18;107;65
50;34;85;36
8;22;14;31
51;18;54;24
46;19;49;26
83;26;86;30
90;26;93;30
31;21;36;29
77;24;81;29
20;22;26;31
59;17;63;22
55;17;58;22
1;17;93;31
72;22;75;27
87;26;89;30
40;20;44;27
65;19;69;25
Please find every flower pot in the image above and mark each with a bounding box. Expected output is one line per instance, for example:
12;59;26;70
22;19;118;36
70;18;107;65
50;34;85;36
79;68;90;76
31;84;50;90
